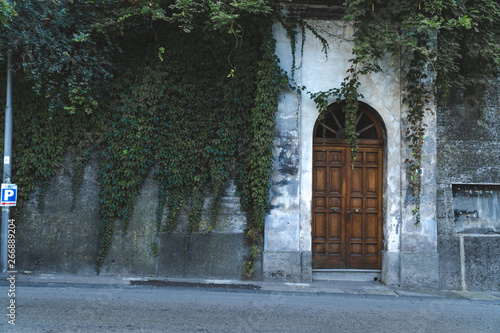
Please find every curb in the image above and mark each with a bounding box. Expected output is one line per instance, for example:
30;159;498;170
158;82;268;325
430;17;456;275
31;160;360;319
1;272;500;301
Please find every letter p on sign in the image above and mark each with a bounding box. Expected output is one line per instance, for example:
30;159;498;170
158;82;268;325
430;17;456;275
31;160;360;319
1;184;17;206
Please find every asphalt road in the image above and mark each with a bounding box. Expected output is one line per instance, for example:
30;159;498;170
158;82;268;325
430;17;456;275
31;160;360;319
1;285;499;332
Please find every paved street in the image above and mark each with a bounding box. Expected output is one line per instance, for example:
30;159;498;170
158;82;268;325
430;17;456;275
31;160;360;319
1;281;499;333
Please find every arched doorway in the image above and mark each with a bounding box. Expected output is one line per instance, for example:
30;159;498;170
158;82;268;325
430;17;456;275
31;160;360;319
312;102;384;269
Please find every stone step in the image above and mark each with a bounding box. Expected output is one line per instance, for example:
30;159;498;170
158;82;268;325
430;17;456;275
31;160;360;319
312;269;381;282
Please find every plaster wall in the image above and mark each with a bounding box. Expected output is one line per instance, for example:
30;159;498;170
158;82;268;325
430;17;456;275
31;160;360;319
265;20;417;285
264;19;440;287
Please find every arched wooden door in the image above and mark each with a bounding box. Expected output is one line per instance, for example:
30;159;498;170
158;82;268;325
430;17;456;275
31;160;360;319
312;103;384;269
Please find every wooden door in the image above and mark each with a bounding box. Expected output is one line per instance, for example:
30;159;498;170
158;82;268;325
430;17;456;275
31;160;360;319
312;146;383;269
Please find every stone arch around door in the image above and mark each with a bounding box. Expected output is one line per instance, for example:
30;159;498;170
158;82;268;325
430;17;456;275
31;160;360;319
312;102;385;270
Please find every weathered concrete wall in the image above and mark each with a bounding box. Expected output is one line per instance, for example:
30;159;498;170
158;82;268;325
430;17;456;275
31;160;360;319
15;154;261;280
437;81;500;291
16;154;102;275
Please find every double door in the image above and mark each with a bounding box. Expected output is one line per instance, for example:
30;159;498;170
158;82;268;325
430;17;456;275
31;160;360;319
312;146;383;269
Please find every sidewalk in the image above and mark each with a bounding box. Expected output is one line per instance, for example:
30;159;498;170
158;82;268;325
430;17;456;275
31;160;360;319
2;271;500;301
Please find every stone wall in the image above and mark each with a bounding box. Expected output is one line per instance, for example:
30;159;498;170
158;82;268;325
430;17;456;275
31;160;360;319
15;153;262;280
437;82;500;291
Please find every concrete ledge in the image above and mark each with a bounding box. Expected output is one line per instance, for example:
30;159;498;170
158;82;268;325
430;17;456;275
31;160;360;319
313;269;381;282
158;233;262;281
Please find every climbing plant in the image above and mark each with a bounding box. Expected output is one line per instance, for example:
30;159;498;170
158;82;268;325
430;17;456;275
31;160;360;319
0;72;98;219
0;0;278;276
345;0;499;225
238;21;287;276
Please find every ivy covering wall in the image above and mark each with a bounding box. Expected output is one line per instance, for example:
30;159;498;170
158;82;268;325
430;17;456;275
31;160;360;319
0;1;282;275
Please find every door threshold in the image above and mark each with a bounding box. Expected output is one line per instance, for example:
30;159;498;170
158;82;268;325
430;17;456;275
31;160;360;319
313;269;381;273
312;269;381;282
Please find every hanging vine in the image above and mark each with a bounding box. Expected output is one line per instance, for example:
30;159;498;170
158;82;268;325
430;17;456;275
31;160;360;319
238;20;288;277
92;8;278;273
340;0;500;226
276;0;499;226
403;54;433;226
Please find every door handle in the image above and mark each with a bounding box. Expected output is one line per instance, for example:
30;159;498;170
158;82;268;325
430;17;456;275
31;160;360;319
330;208;341;213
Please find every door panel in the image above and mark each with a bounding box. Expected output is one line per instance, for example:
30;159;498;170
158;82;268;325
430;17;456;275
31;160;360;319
313;212;326;239
314;167;327;194
351;168;363;193
329;167;342;193
366;168;378;194
366;214;378;239
328;213;342;239
312;146;383;270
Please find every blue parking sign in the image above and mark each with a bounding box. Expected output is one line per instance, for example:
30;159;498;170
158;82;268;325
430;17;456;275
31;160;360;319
1;184;17;206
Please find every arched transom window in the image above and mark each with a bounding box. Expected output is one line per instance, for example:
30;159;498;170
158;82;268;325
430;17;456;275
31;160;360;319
314;102;383;143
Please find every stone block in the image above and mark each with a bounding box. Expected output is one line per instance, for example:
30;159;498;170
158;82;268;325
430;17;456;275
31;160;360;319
156;233;186;277
187;233;245;279
100;171;158;276
400;252;439;288
473;166;500;184
262;251;302;283
463;236;500;291
436;199;451;219
264;214;300;251
436;217;454;239
438;236;461;290
301;251;312;283
436;183;452;202
100;219;156;276
401;233;437;253
485;85;500;107
16;153;101;275
381;250;400;286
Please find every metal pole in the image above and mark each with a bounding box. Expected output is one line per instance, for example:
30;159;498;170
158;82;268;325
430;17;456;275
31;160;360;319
1;52;13;273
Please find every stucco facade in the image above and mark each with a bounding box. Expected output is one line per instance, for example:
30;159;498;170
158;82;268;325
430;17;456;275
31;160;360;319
263;19;439;287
